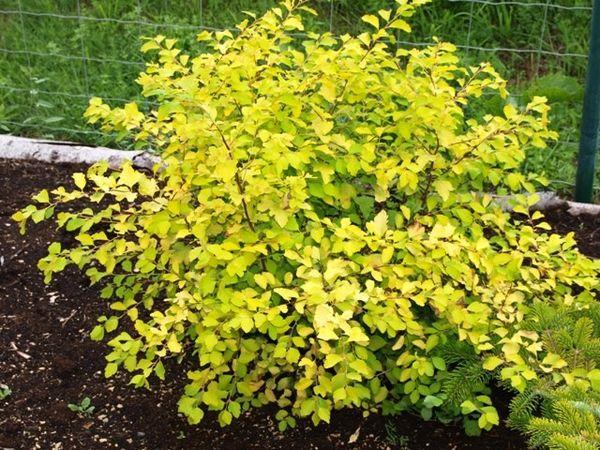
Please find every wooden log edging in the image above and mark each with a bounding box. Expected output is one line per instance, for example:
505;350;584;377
1;134;599;216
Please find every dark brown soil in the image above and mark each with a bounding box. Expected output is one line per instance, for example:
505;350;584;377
0;159;597;450
542;206;600;258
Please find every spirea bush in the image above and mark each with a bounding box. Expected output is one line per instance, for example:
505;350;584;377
14;0;600;433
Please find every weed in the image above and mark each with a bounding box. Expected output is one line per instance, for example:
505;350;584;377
385;420;410;449
68;397;95;417
0;384;12;400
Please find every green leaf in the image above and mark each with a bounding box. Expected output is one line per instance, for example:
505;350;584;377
464;419;482;436
228;401;241;418
354;196;374;218
423;395;443;408
588;369;600;391
154;361;165;380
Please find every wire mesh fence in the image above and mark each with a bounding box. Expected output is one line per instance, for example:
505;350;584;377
0;0;596;194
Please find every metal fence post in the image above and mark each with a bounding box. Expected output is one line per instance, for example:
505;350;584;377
575;0;600;203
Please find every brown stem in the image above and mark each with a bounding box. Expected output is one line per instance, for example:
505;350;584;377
234;172;256;233
211;117;266;270
214;129;253;226
420;161;435;206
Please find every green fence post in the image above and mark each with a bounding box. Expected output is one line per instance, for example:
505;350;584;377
575;0;600;203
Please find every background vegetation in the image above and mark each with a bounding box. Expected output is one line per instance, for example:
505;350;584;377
0;0;597;196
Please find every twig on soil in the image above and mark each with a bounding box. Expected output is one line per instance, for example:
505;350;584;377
9;341;32;360
348;427;361;444
6;247;25;263
1;278;22;288
0;247;26;274
60;310;77;328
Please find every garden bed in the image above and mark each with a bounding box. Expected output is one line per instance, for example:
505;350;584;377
0;159;597;450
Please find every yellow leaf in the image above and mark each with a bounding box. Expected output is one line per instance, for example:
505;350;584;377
482;356;503;371
197;30;212;41
167;334;182;353
347;327;369;344
433;180;454;202
362;14;379;29
381;246;394;264
502;341;520;356
33;189;50;203
105;362;118;378
274;288;299;300
320;79;337;103
286;348;301;363
378;9;391;21
73;173;86;190
429;223;455;240
317;326;338;341
324;354;344;369
349;359;372;377
367;210;388;237
214;160;237;181
392;335;405;350
389;19;411;32
313;118;333;137
140;40;161;53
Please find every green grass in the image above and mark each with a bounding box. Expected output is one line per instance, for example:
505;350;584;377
0;0;597;197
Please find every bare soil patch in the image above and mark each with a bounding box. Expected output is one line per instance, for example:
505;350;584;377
2;159;596;450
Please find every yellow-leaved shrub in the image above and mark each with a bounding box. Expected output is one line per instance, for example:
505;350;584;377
13;0;600;434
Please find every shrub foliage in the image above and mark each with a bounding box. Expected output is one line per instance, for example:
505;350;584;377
13;0;600;432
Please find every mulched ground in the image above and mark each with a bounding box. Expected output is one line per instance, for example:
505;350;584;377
0;159;598;450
